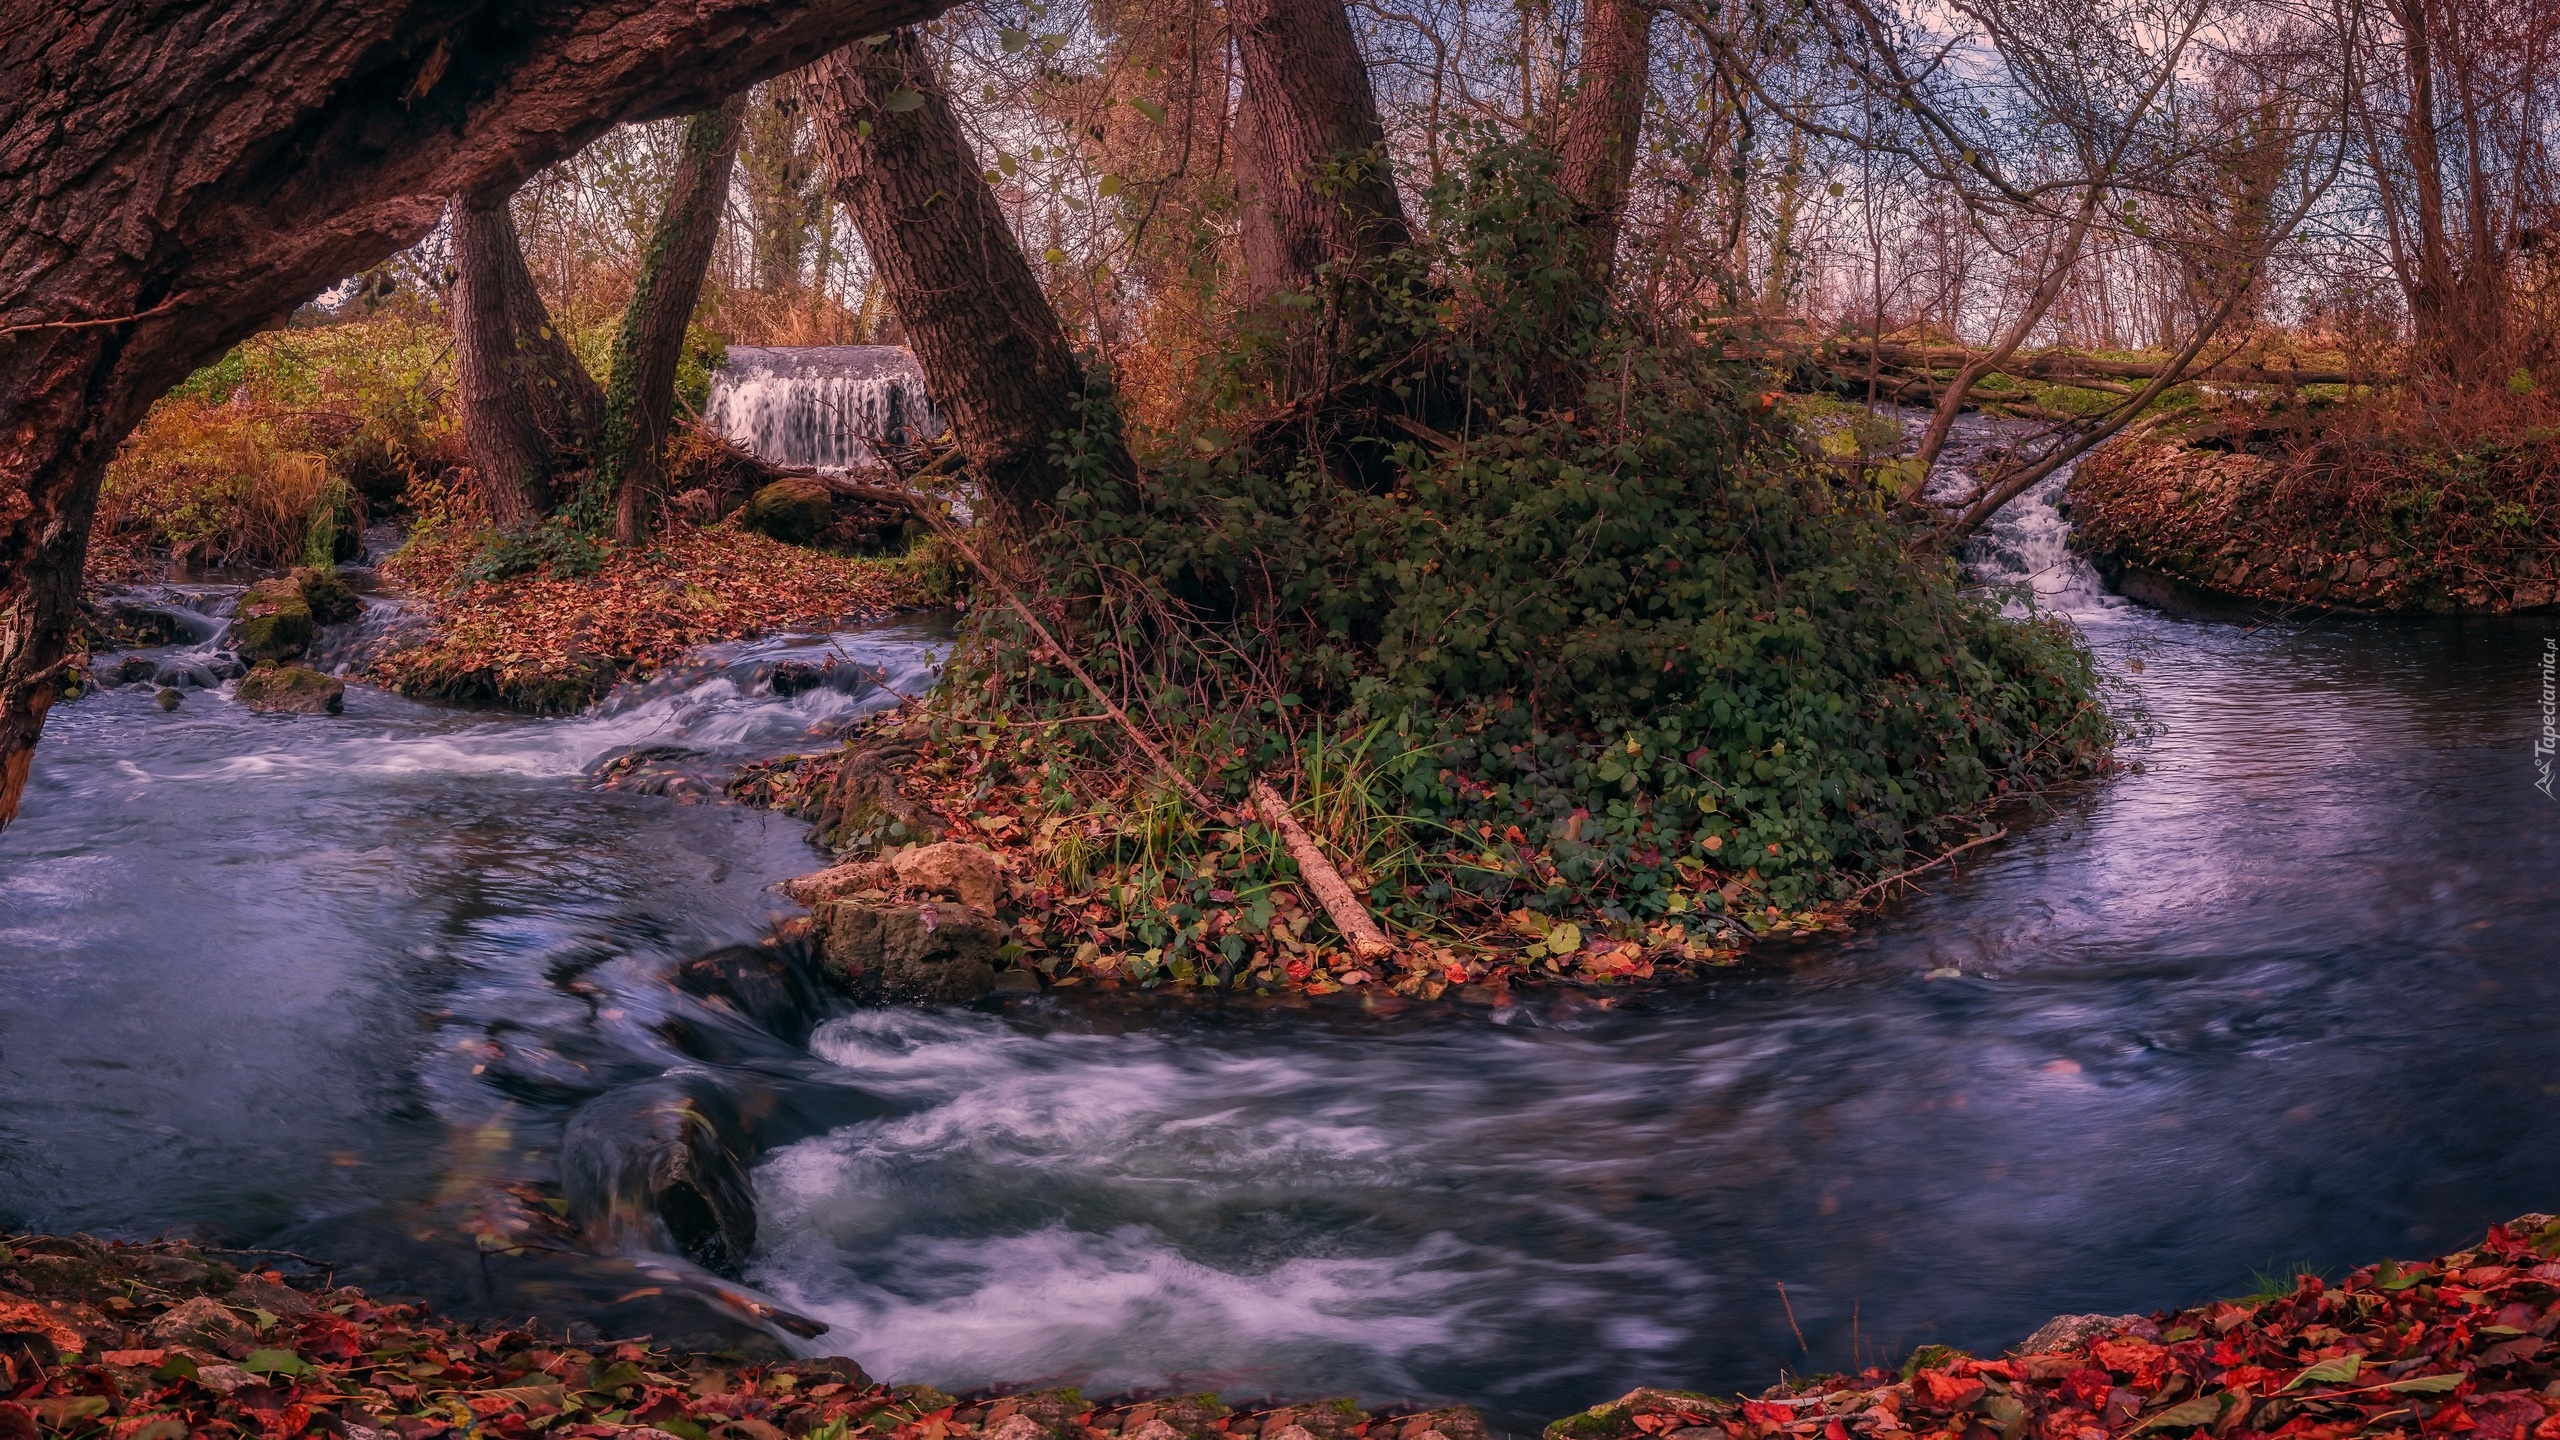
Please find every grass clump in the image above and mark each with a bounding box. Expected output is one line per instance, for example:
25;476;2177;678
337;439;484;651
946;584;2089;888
93;317;456;578
877;141;2114;992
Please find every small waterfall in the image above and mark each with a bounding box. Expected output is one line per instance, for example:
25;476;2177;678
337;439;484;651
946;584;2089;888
704;346;944;470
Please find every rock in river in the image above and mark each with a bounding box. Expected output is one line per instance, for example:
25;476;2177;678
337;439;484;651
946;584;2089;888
226;577;314;661
235;665;346;714
820;900;1001;1003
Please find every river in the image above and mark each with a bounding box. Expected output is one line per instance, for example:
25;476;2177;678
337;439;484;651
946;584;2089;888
3;458;2555;1429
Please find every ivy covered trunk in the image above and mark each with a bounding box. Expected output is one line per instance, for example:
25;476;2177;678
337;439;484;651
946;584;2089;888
1228;0;1412;301
450;198;606;527
809;31;1099;535
0;0;945;832
604;99;747;547
1556;0;1654;284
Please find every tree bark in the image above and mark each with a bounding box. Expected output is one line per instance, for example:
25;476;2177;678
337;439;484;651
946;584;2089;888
605;98;747;546
1228;0;1412;300
449;197;605;527
808;30;1101;535
0;0;947;832
1556;0;1654;282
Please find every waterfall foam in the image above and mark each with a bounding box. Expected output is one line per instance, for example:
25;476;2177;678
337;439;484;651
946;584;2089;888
705;346;944;470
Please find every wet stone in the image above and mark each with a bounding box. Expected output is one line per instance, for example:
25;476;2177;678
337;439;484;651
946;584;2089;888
819;900;1000;1003
234;665;346;714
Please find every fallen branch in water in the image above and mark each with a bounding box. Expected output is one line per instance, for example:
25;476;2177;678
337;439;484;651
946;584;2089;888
1848;826;2010;905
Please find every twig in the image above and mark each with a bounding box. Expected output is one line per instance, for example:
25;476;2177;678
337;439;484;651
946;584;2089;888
1778;1280;1810;1357
0;293;186;339
1848;827;2010;905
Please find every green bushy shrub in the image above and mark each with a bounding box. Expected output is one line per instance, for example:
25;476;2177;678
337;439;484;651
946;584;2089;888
943;139;2112;961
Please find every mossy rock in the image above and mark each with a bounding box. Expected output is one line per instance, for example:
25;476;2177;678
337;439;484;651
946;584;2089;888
226;578;314;661
291;565;362;625
741;477;835;545
1544;1390;1732;1440
235;665;345;714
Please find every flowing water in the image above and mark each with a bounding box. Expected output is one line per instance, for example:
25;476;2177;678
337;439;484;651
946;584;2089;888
4;444;2557;1426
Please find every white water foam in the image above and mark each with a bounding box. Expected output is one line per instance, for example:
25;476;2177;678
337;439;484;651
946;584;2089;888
87;613;948;787
752;1009;1715;1403
705;347;945;470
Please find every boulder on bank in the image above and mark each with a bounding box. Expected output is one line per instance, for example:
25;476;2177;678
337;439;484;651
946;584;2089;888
226;577;314;660
892;840;1004;912
819;900;1001;1003
235;664;345;714
741;476;835;545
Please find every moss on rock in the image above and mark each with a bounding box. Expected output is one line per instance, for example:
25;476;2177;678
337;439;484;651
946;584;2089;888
291;564;362;624
741;476;836;545
235;665;346;714
225;577;314;661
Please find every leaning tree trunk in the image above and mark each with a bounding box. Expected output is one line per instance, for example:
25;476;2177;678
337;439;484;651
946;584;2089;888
1555;0;1654;284
449;198;606;527
604;98;747;546
1228;0;1413;301
808;30;1102;536
0;0;945;833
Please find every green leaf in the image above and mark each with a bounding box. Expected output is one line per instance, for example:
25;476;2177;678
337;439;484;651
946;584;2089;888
1130;97;1167;123
998;150;1019;177
2385;1374;2464;1395
1000;25;1031;50
155;1353;202;1382
882;88;926;113
36;1397;111;1425
1548;922;1583;954
1042;247;1067;265
1099;173;1123;197
2283;1356;2360;1390
1827;182;1845;197
244;1348;311;1377
2132;1395;2228;1433
2377;1262;2427;1291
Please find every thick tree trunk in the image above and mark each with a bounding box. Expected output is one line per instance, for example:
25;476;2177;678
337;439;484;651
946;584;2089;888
808;30;1101;535
1556;0;1654;282
0;0;946;832
449;197;606;527
1228;0;1412;300
605;99;747;546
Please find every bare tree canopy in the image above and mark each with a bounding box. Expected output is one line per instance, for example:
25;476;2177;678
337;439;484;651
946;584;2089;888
0;0;948;826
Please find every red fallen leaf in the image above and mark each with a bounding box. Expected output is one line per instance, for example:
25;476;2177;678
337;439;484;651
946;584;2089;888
2425;1403;2481;1436
2463;1394;2550;1440
2092;1338;2169;1382
1739;1401;1801;1429
1825;1419;1852;1440
2063;1369;2114;1408
1916;1372;1986;1410
1632;1415;1674;1434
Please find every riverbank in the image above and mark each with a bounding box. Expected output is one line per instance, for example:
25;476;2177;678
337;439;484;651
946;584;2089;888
2065;393;2559;616
8;1215;2553;1439
362;523;953;713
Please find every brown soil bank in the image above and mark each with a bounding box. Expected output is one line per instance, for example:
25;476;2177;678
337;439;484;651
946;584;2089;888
2066;417;2559;616
7;1215;2558;1440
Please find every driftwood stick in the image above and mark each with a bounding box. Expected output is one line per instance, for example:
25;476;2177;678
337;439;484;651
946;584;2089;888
1249;780;1395;964
1848;827;2009;905
924;516;1397;963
